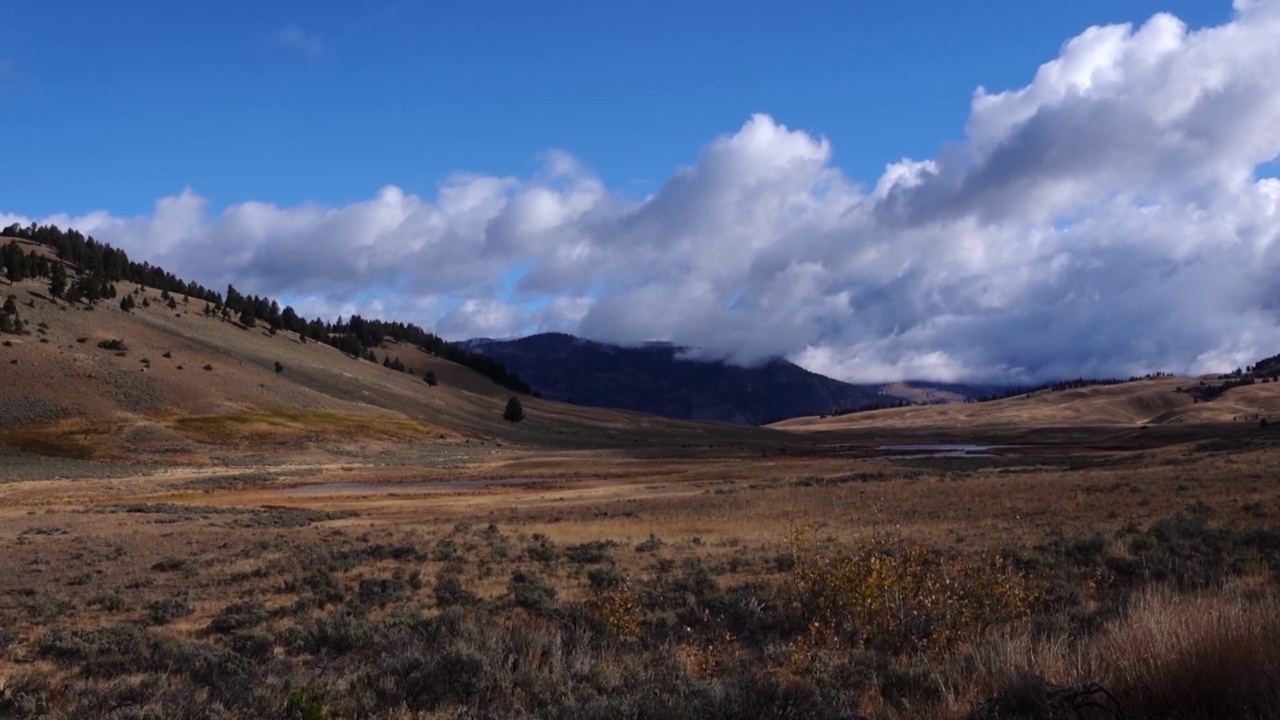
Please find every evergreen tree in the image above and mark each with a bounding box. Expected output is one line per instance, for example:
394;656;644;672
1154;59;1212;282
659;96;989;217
424;370;438;386
503;396;525;424
1;294;21;334
239;307;256;328
30;254;50;278
226;284;245;311
267;300;282;330
3;241;28;282
49;264;67;298
280;305;301;333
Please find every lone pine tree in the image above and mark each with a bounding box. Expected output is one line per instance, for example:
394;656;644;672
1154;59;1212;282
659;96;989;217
503;396;525;424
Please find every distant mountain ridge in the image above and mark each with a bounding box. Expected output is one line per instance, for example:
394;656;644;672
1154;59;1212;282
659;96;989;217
465;333;999;425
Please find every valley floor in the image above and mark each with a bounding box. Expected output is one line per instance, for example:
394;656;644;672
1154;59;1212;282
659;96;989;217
2;422;1279;718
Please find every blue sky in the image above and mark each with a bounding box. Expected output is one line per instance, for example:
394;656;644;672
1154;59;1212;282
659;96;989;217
2;1;1278;383
0;1;1226;217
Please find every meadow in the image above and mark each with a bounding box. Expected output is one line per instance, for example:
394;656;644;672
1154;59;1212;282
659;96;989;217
2;421;1278;719
3;262;1280;718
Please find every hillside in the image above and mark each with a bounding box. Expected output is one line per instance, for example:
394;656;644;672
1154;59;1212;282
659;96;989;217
0;225;531;394
772;375;1280;431
8;224;1267;465
0;243;786;466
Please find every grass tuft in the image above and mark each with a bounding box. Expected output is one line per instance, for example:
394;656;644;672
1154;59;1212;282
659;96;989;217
1096;588;1280;719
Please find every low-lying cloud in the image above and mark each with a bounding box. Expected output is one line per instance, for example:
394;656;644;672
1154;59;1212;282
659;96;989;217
6;1;1280;383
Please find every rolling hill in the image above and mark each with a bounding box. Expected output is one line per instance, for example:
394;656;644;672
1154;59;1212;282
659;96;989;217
5;226;1276;467
0;236;789;467
771;375;1280;431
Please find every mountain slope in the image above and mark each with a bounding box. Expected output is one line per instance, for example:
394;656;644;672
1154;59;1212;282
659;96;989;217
464;333;887;425
1;245;790;465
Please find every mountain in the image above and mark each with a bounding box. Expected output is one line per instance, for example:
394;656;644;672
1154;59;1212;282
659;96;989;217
464;333;994;425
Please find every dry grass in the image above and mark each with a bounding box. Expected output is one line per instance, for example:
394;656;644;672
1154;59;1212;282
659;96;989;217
965;588;1280;719
0;486;1276;718
4;273;1280;717
1095;588;1280;718
169;411;445;445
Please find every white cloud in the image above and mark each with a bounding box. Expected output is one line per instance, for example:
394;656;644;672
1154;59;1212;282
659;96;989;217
277;24;323;59
7;2;1280;383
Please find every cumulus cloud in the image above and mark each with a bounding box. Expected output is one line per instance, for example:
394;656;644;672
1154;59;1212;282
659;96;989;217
277;24;323;59
7;2;1280;383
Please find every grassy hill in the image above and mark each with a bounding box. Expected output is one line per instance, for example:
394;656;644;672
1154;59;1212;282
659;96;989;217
772;375;1280;431
0;261;783;466
4;226;1275;468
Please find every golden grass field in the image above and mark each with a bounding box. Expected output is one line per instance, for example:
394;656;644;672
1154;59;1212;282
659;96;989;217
2;265;1279;718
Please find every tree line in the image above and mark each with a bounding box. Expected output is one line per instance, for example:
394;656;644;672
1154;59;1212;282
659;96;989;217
1;224;530;394
974;376;1135;402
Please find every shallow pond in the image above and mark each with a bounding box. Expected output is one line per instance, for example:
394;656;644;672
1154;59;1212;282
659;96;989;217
876;444;1012;457
279;477;564;496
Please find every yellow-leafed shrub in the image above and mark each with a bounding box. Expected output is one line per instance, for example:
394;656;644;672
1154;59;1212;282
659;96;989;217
786;529;1033;655
588;583;643;639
